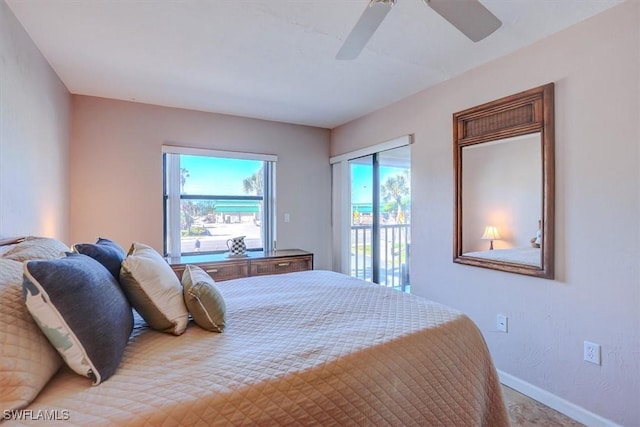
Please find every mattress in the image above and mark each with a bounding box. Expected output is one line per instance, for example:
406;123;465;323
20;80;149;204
7;270;509;426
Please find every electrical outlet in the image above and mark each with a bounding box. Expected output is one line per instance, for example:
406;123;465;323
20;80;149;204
584;341;601;365
496;314;508;333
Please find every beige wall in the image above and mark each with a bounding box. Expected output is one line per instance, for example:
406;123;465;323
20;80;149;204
70;96;332;269
0;0;70;240
331;2;639;425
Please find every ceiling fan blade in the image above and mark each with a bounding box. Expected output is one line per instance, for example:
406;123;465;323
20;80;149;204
336;1;394;60
426;0;501;42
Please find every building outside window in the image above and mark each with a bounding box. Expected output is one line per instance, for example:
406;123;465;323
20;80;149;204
163;147;276;256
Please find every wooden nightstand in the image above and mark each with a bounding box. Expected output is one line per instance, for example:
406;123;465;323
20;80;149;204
168;249;313;282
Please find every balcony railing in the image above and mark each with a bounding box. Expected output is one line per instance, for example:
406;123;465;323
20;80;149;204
351;223;410;292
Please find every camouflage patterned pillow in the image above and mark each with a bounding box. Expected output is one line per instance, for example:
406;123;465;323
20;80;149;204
23;253;133;385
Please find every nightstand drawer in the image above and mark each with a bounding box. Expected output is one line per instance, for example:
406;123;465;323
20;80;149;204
172;260;248;282
249;255;313;277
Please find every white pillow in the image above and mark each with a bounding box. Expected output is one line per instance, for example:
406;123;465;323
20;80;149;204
119;242;188;335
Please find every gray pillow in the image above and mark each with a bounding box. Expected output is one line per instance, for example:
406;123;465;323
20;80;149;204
182;265;226;332
119;242;189;335
22;253;133;385
73;238;126;281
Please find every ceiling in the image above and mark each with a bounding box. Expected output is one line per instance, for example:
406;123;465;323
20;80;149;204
7;0;623;129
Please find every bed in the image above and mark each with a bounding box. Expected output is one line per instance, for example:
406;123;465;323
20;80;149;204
1;237;509;426
463;247;541;267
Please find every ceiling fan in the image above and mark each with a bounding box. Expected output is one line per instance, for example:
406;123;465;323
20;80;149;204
336;0;502;60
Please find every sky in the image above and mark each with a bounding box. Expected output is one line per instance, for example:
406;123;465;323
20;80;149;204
179;154;409;201
351;163;409;204
180;155;262;195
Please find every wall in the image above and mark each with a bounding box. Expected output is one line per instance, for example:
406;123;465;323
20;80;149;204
70;96;332;269
0;0;70;240
331;2;639;425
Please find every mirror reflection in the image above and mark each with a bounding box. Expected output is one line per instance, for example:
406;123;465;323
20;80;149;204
453;83;554;279
461;133;542;267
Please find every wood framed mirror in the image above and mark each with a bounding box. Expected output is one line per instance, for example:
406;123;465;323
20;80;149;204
453;83;555;279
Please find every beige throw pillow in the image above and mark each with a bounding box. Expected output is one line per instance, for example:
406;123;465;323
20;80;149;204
119;243;188;335
182;265;226;332
2;236;68;262
0;258;63;412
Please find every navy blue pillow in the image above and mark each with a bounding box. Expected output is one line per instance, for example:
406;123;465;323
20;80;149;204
73;238;126;281
23;253;133;385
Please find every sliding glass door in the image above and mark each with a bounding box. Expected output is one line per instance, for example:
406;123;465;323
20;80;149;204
349;146;411;292
350;155;374;282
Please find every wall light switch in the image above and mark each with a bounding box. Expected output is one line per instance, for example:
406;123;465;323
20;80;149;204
284;213;291;223
497;314;508;333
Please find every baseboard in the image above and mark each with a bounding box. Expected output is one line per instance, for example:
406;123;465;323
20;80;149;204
498;370;621;427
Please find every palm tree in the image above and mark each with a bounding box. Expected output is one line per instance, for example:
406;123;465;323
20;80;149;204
181;201;198;231
179;167;192;233
243;166;264;225
180;168;190;194
382;172;409;224
242;167;263;195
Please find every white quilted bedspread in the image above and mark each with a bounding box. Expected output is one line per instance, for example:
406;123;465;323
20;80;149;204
8;270;509;426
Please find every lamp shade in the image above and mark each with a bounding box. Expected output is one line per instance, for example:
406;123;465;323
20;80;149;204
481;226;500;240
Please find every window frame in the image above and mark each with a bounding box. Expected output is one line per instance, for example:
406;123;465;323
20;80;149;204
162;146;277;257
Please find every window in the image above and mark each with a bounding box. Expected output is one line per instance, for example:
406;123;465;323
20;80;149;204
163;147;276;257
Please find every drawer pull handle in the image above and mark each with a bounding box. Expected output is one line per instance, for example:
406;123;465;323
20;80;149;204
277;262;290;267
206;268;219;273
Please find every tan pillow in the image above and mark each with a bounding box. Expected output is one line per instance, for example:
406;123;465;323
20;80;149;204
182;265;226;332
0;259;62;412
119;242;188;335
1;236;68;262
